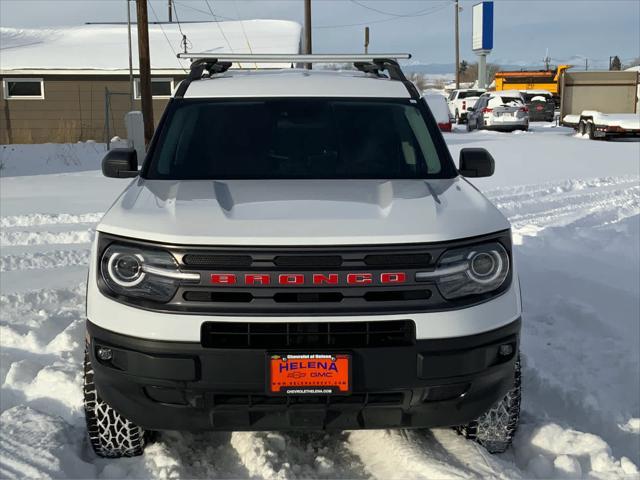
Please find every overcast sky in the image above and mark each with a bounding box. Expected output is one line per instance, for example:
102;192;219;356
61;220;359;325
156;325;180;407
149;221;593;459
1;0;639;67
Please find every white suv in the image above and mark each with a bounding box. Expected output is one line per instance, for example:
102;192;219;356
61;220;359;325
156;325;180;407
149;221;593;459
86;54;522;458
447;88;487;124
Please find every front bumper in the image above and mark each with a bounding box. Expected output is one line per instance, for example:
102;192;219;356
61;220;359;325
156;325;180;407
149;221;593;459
88;318;520;432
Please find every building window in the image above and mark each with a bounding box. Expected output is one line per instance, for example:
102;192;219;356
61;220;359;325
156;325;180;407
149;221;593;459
2;78;44;99
134;78;174;99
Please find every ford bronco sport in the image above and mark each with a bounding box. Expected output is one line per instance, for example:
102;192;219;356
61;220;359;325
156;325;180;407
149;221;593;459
86;54;522;458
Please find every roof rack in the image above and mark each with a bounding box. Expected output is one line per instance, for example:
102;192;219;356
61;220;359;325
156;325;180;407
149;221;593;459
174;53;419;99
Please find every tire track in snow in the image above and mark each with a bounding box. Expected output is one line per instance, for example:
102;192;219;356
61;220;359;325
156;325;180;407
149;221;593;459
0;249;90;272
485;177;640;232
347;429;479;480
0;212;103;228
230;431;370;479
0;229;94;247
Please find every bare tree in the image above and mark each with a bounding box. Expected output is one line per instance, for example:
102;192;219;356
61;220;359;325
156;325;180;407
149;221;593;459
624;57;640;69
610;56;622;71
409;72;429;92
459;61;500;84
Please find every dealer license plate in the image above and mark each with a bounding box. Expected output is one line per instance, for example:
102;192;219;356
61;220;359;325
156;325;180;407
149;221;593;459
268;353;351;395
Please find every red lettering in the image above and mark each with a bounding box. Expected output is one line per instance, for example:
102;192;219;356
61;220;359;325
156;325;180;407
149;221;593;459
347;273;373;284
279;274;305;285
380;272;406;284
210;273;236;285
245;274;271;285
312;273;339;285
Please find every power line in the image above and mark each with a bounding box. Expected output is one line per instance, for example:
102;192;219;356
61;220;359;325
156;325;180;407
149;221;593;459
204;0;235;53
317;2;451;29
348;0;448;18
147;0;188;72
170;1;193;54
173;0;235;20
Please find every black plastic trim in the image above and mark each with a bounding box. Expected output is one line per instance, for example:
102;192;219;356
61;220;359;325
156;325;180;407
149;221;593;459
87;318;521;431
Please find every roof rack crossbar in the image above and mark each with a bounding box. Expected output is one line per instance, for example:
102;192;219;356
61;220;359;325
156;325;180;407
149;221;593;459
176;53;411;63
173;53;419;99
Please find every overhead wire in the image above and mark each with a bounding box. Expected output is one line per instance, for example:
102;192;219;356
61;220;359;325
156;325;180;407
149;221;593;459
317;1;451;29
232;0;258;69
147;0;188;72
204;0;235;53
348;0;448;18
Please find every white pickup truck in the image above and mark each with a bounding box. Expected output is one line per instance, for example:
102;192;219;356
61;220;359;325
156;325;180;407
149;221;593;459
560;70;640;140
447;88;486;124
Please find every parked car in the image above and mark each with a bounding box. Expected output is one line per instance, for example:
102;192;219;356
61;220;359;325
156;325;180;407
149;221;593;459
87;54;522;459
423;93;452;131
521;90;555;122
447;89;486;124
467;90;529;132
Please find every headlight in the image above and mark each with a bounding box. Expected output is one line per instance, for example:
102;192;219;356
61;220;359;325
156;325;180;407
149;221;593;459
101;244;200;303
416;242;510;300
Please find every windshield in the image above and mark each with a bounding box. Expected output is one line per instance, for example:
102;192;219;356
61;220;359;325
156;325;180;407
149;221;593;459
457;90;484;99
145;98;455;180
523;93;550;102
488;96;523;107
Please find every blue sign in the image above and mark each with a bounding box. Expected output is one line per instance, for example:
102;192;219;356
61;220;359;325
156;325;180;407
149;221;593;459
472;1;494;52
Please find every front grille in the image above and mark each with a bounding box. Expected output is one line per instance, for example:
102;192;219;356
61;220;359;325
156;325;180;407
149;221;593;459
97;230;512;315
182;254;252;268
364;253;431;266
274;255;342;267
201;320;415;349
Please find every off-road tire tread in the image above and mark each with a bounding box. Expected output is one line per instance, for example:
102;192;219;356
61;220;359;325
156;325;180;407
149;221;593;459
83;348;146;458
456;356;521;454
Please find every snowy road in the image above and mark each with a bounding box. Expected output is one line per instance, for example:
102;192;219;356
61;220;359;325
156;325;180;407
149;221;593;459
1;126;639;479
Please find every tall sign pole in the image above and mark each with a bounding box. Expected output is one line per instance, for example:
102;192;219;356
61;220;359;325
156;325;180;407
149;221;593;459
127;0;134;110
364;26;370;54
304;0;312;69
472;1;494;89
455;0;460;89
136;0;154;147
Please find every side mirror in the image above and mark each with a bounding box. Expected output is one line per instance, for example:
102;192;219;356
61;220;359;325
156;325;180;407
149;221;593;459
467;107;475;112
102;148;138;178
459;148;495;178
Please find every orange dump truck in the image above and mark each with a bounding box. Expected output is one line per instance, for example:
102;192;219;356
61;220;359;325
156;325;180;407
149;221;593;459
494;65;572;103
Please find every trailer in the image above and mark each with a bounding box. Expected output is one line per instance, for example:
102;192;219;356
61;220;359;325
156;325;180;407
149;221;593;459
560;70;640;140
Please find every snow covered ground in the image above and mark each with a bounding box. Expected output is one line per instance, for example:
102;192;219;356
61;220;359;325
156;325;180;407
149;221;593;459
0;124;638;479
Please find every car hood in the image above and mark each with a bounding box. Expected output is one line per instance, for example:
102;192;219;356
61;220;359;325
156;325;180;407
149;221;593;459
98;178;510;245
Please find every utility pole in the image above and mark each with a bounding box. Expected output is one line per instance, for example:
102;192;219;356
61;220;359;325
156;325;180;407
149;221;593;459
364;26;370;54
304;0;312;69
136;0;154;147
455;0;460;89
168;0;173;22
585;58;588;71
126;0;134;110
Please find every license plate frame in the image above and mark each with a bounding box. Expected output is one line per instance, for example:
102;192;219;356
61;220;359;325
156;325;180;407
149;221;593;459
267;353;352;395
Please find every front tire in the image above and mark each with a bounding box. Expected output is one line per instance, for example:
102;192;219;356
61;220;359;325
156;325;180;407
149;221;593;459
457;356;521;454
84;348;147;458
467;118;474;132
586;121;596;140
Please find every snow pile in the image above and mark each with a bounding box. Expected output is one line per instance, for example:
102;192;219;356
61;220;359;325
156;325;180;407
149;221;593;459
0;142;129;178
0;126;639;478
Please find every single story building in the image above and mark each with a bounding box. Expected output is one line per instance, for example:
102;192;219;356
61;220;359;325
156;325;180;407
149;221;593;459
0;20;301;144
